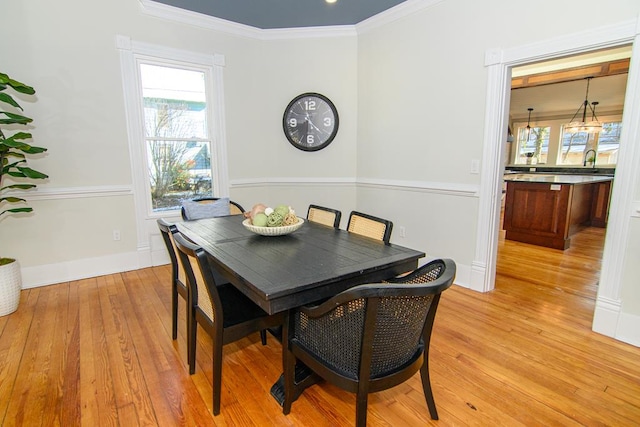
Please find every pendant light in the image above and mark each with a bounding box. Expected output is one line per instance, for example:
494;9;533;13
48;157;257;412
565;77;602;133
525;107;533;142
523;108;535;161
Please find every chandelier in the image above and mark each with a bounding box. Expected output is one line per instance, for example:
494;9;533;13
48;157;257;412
565;77;602;134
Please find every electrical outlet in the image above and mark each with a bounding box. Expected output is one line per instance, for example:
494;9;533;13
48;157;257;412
399;226;406;238
113;230;121;241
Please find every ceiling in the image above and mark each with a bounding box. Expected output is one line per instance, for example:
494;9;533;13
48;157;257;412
510;47;632;122
510;74;628;122
154;0;409;29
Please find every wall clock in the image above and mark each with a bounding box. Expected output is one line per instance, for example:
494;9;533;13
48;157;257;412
282;92;339;151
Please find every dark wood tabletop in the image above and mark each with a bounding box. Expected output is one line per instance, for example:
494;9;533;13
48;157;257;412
177;215;425;314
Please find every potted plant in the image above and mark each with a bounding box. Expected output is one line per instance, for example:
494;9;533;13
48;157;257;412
0;72;47;316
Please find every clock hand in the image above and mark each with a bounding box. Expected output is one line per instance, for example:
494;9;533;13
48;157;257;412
307;119;326;135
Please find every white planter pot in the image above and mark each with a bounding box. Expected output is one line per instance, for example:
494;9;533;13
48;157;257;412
0;260;22;316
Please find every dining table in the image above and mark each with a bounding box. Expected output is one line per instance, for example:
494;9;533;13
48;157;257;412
176;214;426;405
176;214;425;315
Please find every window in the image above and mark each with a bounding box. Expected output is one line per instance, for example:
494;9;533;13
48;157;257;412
141;65;212;211
508;116;622;167
559;121;621;166
515;125;550;164
118;36;228;219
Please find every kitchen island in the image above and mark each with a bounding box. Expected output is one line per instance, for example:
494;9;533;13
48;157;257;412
502;173;613;249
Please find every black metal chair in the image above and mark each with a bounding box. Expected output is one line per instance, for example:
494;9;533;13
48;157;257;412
157;218;188;340
181;197;245;221
282;258;456;426
307;204;342;228
172;232;284;415
347;211;393;244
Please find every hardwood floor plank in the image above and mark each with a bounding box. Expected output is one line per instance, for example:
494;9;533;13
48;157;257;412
78;277;118;427
1;226;639;425
0;287;40;426
59;281;82;426
97;274;151;426
5;283;66;426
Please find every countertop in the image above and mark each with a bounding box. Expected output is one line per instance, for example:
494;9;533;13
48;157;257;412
505;166;615;175
504;174;614;184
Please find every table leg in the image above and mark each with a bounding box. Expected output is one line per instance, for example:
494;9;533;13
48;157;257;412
270;309;320;408
270;363;318;406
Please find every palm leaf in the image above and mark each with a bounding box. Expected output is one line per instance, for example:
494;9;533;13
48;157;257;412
0;196;27;203
0;183;36;191
0;207;33;217
16;166;48;179
0;73;35;95
0;111;32;125
0;92;22;110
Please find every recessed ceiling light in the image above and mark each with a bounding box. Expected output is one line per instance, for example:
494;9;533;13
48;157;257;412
326;0;337;4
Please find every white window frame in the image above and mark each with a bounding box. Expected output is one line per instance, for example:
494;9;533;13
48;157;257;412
117;35;229;253
509;114;622;167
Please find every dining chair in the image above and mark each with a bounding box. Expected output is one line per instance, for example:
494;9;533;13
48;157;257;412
157;218;188;340
347;211;393;244
307;204;342;228
282;258;456;426
172;232;284;415
181;197;245;221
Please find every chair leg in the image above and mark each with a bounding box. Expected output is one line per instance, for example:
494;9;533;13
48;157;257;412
355;391;369;427
420;359;439;420
171;285;178;340
212;335;224;415
188;310;197;375
260;329;267;345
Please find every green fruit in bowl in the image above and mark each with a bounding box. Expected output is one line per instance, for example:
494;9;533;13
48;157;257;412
253;212;268;227
274;205;289;216
267;212;284;227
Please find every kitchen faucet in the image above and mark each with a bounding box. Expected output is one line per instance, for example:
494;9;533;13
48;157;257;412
583;149;596;168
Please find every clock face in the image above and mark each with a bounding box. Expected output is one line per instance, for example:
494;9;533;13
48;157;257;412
283;93;339;151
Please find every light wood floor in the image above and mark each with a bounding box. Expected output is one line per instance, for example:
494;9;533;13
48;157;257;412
1;227;639;426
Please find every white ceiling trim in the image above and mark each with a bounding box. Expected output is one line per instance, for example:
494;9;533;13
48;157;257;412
356;0;447;34
139;0;446;40
139;0;356;40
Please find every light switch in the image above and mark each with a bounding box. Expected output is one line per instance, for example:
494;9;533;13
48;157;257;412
470;159;480;174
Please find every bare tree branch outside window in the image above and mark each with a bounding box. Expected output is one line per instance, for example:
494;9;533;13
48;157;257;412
144;98;211;210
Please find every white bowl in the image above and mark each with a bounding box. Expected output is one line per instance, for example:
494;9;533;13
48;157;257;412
242;217;304;236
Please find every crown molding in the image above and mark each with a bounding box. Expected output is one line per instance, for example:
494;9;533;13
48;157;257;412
356;0;447;34
139;0;356;40
139;0;263;39
139;0;445;40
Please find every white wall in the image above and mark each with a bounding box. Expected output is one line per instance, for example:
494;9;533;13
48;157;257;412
1;0;639;345
355;0;640;346
0;0;359;285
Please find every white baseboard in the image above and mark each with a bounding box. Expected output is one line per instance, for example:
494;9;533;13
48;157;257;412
592;296;639;348
449;262;472;290
20;249;155;289
592;296;622;336
615;312;640;348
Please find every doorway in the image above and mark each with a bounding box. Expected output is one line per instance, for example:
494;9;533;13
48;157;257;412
496;49;629;300
476;20;640;340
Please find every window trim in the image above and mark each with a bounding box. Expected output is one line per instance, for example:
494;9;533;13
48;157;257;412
117;35;229;224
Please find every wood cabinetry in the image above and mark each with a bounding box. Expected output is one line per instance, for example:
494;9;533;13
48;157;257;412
503;176;612;250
